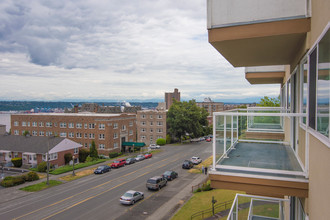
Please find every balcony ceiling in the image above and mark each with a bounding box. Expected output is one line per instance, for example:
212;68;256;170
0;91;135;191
245;71;285;84
208;18;311;67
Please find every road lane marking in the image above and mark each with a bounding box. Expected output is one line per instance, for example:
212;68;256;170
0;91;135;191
13;154;188;220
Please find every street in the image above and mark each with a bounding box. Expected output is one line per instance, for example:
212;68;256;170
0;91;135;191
0;141;212;220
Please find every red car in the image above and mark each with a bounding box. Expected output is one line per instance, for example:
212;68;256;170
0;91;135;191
206;138;212;142
144;153;152;159
111;159;126;168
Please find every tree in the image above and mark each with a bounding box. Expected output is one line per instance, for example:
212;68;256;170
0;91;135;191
89;140;98;159
64;153;72;165
257;96;280;107
167;100;209;142
23;130;30;136
79;148;90;163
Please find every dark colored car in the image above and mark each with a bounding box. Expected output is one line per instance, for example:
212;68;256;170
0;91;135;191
146;176;167;190
94;165;111;174
163;170;178;181
111;159;126;168
144;153;152;159
182;160;194;169
126;158;136;165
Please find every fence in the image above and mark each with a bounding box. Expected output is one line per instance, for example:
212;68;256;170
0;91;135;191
190;200;233;220
191;178;209;193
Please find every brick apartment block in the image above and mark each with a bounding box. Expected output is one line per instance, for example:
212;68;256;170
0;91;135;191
11;113;136;156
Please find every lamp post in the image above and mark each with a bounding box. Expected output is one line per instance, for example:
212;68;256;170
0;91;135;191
47;139;50;185
72;155;75;176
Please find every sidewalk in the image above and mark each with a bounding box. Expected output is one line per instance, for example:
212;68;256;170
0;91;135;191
146;174;209;220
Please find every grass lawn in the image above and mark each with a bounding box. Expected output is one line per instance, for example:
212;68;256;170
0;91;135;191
19;180;62;192
59;168;96;181
171;189;246;220
189;156;213;174
50;159;108;175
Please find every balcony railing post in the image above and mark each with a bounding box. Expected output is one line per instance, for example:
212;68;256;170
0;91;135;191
231;115;233;146
213;113;216;170
224;116;227;158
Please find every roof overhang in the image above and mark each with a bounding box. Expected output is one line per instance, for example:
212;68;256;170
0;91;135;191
208;18;310;67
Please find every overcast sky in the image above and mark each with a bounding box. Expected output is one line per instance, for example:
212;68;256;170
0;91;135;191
0;0;280;102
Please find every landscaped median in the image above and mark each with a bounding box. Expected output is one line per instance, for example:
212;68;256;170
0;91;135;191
20;180;63;192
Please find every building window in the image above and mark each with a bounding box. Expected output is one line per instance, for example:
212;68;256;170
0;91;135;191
32;131;37;136
32;122;37;127
114;123;118;129
68;123;74;128
150;115;153;119
89;123;95;129
114;143;118;148
22;121;26;126
157;128;162;133
46;122;52;127
89;133;95;139
99;134;105;140
114;133;118;139
157;136;163;139
84;123;88;129
39;122;44;127
141;128;146;132
14;121;19;126
84;133;88;138
99;123;105;130
60;123;66;128
76;123;82;128
84;143;88;148
69;132;74;138
150;136;153;142
129;121;133;126
60;132;67;137
49;153;58;161
39;131;45;136
300;58;308;124
157;115;163;119
150;122;153;126
129;130;133;135
157;121;163;126
14;152;18;158
141;121;146;126
99;144;105;149
122;125;126;131
141;135;146;140
14;130;19;135
150;128;153;133
74;148;79;154
76;133;82;138
141;114;146;119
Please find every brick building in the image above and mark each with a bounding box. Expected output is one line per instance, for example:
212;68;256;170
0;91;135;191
11;113;136;156
136;109;167;146
165;88;180;110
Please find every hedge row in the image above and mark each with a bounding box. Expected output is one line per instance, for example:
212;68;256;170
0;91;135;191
109;152;122;158
0;171;39;187
11;158;23;167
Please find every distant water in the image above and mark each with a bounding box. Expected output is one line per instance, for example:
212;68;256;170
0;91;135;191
0;112;11;132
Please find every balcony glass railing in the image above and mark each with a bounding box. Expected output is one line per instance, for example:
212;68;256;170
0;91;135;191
213;108;307;179
207;0;311;29
227;194;289;220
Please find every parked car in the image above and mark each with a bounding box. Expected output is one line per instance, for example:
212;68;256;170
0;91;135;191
200;137;205;141
182;160;194;169
206;137;212;142
94;165;111;174
135;154;145;161
111;159;126;168
144;153;152;159
163;170;178;181
191;156;202;165
126;158;136;165
146;176;167;190
190;138;200;142
119;190;144;205
149;144;160;149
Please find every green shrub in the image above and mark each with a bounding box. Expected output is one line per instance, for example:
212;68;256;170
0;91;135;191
64;153;72;165
166;134;171;144
37;161;48;172
11;157;23;167
85;156;93;162
79;148;90;163
89;140;98;159
156;138;166;146
194;188;202;193
109;152;119;158
0;175;25;187
202;183;212;191
25;171;39;181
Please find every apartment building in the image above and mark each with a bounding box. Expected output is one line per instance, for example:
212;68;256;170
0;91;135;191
165;88;180;110
11;113;136;156
196;97;224;125
207;0;329;219
136;110;167;146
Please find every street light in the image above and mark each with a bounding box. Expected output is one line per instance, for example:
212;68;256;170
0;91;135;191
72;155;75;176
47;136;55;185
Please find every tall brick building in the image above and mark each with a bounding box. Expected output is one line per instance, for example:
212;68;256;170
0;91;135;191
165;88;180;110
11;113;136;156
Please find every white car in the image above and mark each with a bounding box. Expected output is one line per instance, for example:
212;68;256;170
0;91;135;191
120;190;144;205
191;156;202;165
149;144;160;149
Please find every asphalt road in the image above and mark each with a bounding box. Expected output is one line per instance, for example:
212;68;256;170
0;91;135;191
0;141;212;220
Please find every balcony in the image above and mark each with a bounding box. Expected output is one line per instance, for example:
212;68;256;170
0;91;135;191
207;0;311;67
245;66;285;84
210;108;309;198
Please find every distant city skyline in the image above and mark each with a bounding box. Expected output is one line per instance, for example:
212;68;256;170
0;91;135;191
0;0;280;101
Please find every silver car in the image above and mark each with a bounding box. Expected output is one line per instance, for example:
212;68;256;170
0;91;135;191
120;190;144;205
135;154;145;161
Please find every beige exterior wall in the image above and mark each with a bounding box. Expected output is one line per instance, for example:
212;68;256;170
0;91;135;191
11;113;136;155
297;127;306;166
136;110;167;146
307;134;330;219
196;102;224;116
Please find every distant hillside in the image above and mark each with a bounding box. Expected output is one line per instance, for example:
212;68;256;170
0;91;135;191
0;101;158;111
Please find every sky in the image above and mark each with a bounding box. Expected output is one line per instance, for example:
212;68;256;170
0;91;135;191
0;0;280;103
